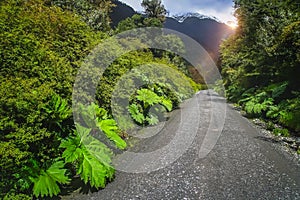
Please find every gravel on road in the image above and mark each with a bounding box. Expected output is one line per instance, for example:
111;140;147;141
63;90;300;200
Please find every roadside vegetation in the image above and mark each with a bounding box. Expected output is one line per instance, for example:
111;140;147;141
219;1;300;142
0;0;201;198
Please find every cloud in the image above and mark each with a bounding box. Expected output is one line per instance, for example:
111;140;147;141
163;0;233;13
118;0;236;24
119;0;143;11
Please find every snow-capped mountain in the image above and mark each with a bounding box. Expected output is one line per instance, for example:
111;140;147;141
172;12;222;23
110;1;234;60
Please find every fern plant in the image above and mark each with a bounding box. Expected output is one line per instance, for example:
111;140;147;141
239;90;274;116
244;97;274;115
273;128;290;137
268;81;288;99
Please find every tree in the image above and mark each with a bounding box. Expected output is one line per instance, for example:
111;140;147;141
219;0;300;133
141;0;166;23
48;0;114;31
116;14;162;32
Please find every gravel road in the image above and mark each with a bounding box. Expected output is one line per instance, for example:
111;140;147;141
64;90;300;200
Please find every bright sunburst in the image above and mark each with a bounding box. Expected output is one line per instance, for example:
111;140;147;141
226;20;238;29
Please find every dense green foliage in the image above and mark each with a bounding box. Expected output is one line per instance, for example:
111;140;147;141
0;0;122;198
129;88;173;126
0;0;200;198
116;14;163;32
48;0;114;31
30;161;70;197
220;0;300;136
141;0;167;23
60;124;115;190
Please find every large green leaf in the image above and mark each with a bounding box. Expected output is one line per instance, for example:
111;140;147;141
60;125;116;189
75;123;92;140
85;138;113;166
60;125;114;165
77;148;114;189
60;135;83;163
31;161;69;198
78;103;98;128
160;97;173;112
146;114;159;125
98;119;127;149
129;103;145;124
136;89;160;106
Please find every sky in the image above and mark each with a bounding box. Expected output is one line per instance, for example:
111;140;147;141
119;0;237;27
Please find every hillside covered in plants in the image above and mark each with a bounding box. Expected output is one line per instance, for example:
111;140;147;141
220;0;300;139
0;0;201;199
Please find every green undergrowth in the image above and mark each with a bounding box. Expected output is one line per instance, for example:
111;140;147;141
220;0;300;138
0;0;202;198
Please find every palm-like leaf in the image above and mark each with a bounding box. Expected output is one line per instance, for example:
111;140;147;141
76;104;127;150
60;135;82;163
60;125;116;189
85;137;113;165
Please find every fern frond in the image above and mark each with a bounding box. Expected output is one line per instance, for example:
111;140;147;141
269;82;288;98
266;105;280;118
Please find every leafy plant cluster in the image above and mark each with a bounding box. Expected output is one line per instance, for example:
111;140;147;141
47;0;114;31
2;92;124;199
0;0;127;198
129;87;173;126
96;50;199;112
1;0;202;198
220;0;300;137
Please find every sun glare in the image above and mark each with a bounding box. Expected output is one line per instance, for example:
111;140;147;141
227;21;238;29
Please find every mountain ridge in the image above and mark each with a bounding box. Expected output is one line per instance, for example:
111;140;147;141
110;0;234;60
172;12;222;23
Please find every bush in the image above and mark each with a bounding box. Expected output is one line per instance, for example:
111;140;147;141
273;128;290;137
0;0;108;197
